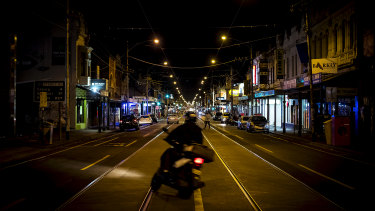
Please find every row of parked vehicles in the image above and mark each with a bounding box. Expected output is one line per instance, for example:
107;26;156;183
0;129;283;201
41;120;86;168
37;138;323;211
213;112;269;133
119;113;182;131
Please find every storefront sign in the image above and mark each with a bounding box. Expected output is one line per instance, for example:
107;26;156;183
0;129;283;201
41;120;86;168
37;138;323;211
312;58;338;74
91;79;106;91
254;90;275;98
304;73;321;86
282;79;296;90
216;97;225;100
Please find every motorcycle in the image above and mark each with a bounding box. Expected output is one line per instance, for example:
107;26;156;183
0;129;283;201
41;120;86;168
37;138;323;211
150;127;214;198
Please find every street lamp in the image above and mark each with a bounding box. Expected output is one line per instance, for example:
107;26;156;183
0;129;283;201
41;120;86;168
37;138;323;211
126;39;160;115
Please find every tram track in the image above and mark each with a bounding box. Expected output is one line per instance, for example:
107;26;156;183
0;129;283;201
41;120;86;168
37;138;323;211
203;126;343;210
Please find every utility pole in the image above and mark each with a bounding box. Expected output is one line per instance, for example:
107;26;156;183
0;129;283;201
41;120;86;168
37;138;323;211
230;67;234;115
126;41;130;115
305;11;316;140
249;45;253;116
10;34;17;137
65;0;70;140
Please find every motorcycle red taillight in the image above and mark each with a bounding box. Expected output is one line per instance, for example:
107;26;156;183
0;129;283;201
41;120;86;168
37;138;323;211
120;120;123;124
194;157;204;165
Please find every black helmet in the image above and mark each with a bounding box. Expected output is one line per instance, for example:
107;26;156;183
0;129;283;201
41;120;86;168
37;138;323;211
185;112;197;123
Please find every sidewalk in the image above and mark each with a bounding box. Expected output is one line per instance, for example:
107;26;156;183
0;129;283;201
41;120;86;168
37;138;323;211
0;128;117;169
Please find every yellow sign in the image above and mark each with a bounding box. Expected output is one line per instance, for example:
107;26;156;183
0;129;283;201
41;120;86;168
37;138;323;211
312;58;338;74
40;92;47;108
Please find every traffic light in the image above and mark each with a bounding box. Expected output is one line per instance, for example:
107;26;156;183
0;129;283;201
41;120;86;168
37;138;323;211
166;94;170;98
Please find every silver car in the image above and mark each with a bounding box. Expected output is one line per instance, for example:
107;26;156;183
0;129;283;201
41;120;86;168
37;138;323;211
139;115;153;125
167;114;179;124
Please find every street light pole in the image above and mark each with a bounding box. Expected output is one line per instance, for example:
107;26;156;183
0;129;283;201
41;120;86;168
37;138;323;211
305;11;316;140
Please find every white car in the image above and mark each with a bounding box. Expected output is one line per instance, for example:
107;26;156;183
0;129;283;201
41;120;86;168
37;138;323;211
138;115;153;125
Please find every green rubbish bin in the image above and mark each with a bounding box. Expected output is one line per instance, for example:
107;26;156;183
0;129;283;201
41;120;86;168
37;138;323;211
323;119;332;145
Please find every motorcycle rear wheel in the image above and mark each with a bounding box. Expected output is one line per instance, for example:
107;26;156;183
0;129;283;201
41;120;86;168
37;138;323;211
178;188;193;199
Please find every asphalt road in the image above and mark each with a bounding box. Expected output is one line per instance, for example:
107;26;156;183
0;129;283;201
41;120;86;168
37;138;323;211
1;117;373;210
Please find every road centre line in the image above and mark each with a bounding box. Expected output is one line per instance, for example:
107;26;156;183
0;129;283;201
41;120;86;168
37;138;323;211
203;133;262;211
58;129;168;210
2;133;120;170
94;137;119;147
81;155;111;171
126;140;137;147
234;135;244;140
298;164;355;190
194;188;204;211
255;144;273;153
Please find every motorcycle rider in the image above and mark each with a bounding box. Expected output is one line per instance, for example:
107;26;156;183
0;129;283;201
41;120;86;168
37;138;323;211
159;112;203;180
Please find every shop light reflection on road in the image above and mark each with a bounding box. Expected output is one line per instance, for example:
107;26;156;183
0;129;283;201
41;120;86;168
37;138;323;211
108;167;145;179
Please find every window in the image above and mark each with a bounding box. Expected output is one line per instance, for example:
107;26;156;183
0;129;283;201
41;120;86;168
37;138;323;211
295;54;298;75
322;30;328;58
286;58;289;79
349;16;355;49
342;20;346;52
52;37;65;65
292;56;294;76
333;25;338;55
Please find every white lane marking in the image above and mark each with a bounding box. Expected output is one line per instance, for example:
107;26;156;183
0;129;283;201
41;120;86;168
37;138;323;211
298;164;355;190
81;155;111;171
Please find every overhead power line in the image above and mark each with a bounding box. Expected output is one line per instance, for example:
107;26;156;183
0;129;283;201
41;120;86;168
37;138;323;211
129;56;235;69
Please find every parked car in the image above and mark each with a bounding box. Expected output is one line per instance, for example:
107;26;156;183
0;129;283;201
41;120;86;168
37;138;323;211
167;114;179;124
213;112;222;121
139;115;153;125
246;114;269;133
237;116;250;130
150;114;158;123
221;112;230;123
120;115;139;131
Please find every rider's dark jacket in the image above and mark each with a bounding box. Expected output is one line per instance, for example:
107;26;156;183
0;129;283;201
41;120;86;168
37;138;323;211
164;121;203;148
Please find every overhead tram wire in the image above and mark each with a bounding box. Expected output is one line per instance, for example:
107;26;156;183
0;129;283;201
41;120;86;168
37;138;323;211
129;56;235;70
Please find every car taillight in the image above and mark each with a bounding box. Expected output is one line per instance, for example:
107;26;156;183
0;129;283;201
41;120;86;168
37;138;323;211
120;120;123;124
194;157;204;165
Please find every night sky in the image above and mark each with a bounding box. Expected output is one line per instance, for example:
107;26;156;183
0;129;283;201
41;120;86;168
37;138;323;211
5;0;293;102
